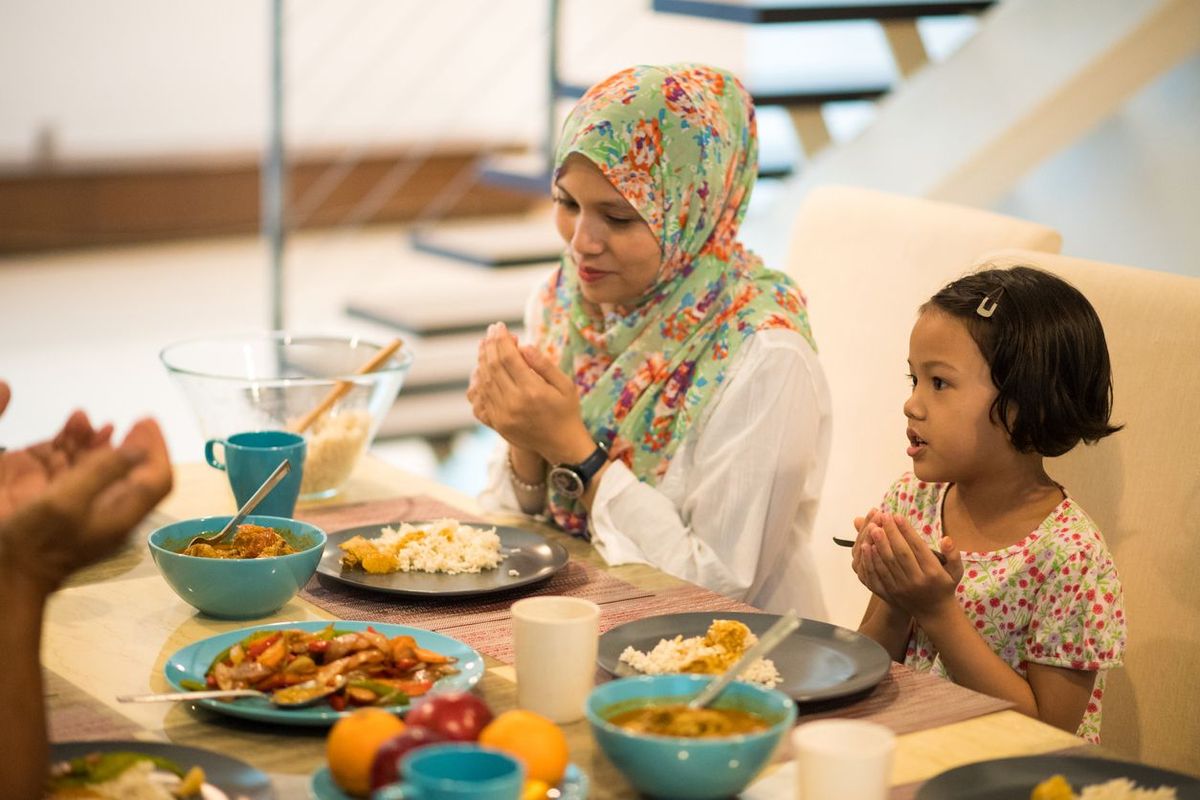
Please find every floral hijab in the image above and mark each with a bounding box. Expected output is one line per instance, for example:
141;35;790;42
530;63;816;535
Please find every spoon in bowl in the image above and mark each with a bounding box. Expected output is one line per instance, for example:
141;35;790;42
118;674;346;710
183;458;291;550
686;610;801;710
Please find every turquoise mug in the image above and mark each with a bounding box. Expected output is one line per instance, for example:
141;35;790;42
371;744;524;800
204;431;306;518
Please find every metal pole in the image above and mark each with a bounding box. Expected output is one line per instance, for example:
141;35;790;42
545;0;561;167
264;0;286;331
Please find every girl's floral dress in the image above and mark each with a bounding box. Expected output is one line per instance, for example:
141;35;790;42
532;63;817;535
881;473;1127;742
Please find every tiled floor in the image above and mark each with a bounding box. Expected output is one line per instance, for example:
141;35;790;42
0;224;498;495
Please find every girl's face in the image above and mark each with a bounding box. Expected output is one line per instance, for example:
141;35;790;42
903;309;1013;483
553;154;662;306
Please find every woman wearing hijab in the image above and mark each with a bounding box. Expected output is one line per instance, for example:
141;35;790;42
468;63;830;615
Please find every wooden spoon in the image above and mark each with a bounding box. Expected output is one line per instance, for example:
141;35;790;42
289;338;404;435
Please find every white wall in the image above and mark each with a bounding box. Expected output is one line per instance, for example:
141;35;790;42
0;0;744;161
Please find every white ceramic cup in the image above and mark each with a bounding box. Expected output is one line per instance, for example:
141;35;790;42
511;596;600;723
791;719;896;800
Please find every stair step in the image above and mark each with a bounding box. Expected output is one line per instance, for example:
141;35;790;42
380;387;477;440
345;260;551;336
651;0;995;24
410;215;564;268
477;152;554;196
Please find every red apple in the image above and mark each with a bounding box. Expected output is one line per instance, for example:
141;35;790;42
369;726;449;790
404;692;493;742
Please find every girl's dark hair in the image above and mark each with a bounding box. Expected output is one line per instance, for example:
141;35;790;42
923;265;1122;457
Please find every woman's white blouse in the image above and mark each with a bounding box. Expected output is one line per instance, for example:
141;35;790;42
478;327;832;617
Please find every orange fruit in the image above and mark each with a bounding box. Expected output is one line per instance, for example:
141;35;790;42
326;707;406;797
478;710;569;785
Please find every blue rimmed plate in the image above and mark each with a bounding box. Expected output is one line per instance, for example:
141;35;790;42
163;620;484;726
50;740;273;798
309;762;588;799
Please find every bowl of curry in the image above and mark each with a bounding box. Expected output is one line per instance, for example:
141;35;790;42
586;674;796;799
149;516;326;619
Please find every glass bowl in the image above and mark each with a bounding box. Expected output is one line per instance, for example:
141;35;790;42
161;332;412;500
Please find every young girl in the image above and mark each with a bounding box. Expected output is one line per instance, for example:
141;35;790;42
852;266;1126;742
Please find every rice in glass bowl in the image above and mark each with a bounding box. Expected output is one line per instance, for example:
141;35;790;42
161;332;412;500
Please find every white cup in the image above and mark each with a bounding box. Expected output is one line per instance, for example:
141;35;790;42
511;596;600;723
791;719;896;800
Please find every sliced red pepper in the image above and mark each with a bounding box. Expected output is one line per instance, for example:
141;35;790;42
245;633;282;661
307;639;330;655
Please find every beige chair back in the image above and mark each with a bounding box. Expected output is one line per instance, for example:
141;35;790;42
784;185;1062;628
980;249;1200;775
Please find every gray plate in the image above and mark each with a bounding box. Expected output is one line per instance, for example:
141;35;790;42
596;611;890;704
50;740;274;798
317;521;569;597
915;755;1200;798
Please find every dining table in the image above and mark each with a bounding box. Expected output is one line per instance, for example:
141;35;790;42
42;455;1098;799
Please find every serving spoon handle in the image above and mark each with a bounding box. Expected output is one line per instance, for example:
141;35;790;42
118;689;267;703
183;458;291;550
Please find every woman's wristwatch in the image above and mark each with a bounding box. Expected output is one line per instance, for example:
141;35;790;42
548;442;609;499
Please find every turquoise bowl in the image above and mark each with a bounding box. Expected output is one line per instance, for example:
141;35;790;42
586;674;796;799
148;515;326;619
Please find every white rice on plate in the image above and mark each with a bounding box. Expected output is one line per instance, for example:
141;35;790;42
1075;778;1178;799
339;518;504;575
618;619;783;688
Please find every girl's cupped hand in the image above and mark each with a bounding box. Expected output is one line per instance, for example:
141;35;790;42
852;509;964;620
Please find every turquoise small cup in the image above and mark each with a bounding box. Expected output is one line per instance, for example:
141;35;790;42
586;674;796;800
148;515;325;619
205;430;305;518
372;744;524;800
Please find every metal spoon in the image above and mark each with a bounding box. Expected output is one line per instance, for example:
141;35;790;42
184;459;291;550
687;610;801;710
118;674;345;710
832;535;948;565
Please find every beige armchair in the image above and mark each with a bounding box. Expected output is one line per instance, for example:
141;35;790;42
784;185;1062;629
979;249;1200;775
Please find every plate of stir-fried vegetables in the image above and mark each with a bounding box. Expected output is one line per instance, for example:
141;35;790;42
163;620;484;726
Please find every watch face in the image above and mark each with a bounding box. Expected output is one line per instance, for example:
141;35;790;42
549;466;584;498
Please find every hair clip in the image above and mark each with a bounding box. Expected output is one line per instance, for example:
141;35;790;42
976;287;1003;318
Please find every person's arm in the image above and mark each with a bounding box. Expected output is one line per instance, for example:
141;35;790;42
472;279;557;517
0;567;51;800
856;593;913;662
587;331;828;602
851;507;915;660
0;412;171;798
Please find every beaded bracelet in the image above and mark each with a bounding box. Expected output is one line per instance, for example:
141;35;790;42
508;451;547;493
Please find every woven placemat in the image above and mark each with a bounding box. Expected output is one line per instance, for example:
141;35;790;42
794;661;1013;736
46;670;141;742
300;559;655;632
